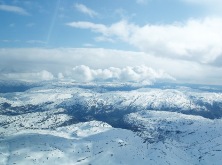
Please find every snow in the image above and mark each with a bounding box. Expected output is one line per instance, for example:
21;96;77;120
0;121;150;165
124;110;222;164
1;82;222;117
1;81;222;164
1;115;222;165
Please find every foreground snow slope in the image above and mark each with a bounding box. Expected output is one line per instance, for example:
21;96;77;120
1;112;222;165
0;123;150;165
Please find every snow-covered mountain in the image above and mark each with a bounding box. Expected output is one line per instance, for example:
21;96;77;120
0;80;222;164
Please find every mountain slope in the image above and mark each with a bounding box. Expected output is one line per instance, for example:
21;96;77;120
0;81;222;164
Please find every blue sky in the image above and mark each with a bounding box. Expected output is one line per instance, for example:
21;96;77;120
1;0;222;85
0;0;205;48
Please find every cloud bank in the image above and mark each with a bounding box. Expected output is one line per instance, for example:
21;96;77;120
0;64;174;84
1;48;222;85
67;17;222;65
2;70;54;82
71;65;175;84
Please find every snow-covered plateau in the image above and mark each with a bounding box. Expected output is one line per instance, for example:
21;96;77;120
0;80;222;165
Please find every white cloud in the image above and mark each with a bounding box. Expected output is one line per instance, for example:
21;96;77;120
67;17;222;65
1;48;222;85
2;70;54;82
0;4;29;15
130;18;222;64
72;65;93;82
74;3;98;18
71;65;175;83
67;21;107;33
66;20;137;42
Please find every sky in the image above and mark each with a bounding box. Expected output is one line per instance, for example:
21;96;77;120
0;0;222;84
